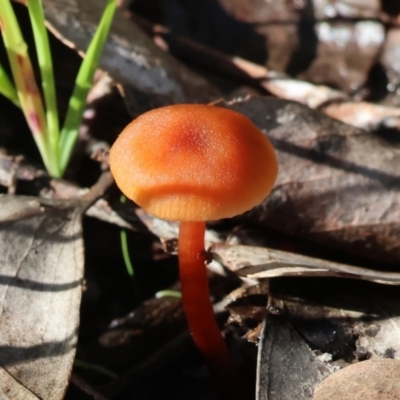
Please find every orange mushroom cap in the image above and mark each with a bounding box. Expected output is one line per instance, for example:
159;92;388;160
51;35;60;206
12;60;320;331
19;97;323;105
110;104;278;221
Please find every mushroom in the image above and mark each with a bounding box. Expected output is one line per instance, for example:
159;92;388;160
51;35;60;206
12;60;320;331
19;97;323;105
109;104;278;398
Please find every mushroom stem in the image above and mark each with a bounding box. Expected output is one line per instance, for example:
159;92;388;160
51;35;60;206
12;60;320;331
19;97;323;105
179;221;247;396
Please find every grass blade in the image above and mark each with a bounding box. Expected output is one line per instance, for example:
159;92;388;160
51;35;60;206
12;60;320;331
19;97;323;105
74;359;118;379
120;229;135;277
59;0;116;173
0;63;20;107
0;0;55;173
27;0;60;176
0;0;53;174
119;195;135;277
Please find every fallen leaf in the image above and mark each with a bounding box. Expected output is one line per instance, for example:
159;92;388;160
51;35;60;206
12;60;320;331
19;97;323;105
299;21;384;92
217;0;384;23
322;101;400;131
40;0;220;113
211;243;400;285
256;314;334;400
313;359;400;400
0;367;39;399
313;0;382;19
0;195;86;399
223;96;400;263
256;278;400;399
262;77;347;109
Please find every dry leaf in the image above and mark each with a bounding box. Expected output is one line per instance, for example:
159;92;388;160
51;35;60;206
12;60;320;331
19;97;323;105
0;367;40;399
313;0;382;19
322;101;400;131
211;243;400;285
41;0;220;114
262;77;347;109
256;315;334;400
298;20;384;93
217;0;384;23
0;195;85;399
256;278;400;399
313;359;400;400
224;96;400;263
217;0;385;92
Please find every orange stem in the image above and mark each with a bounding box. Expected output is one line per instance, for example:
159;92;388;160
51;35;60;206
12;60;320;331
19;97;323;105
178;221;251;399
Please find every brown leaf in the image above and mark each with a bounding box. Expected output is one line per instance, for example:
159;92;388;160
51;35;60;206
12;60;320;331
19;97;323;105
217;0;302;24
217;0;384;23
299;20;384;92
217;0;384;92
257;278;400;399
322;101;400;131
223;96;400;263
211;243;400;285
40;0;220;113
313;0;382;19
0;367;39;399
256;315;334;400
313;359;400;400
262;78;347;109
0;196;86;399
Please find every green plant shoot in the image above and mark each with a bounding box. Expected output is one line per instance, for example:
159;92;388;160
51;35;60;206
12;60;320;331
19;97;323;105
120;195;135;277
0;0;116;177
0;64;20;107
74;358;118;380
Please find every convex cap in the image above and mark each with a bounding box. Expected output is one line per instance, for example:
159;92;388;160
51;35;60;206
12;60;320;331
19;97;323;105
110;104;278;221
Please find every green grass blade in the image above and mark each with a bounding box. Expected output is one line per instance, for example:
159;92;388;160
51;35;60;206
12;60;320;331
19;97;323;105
27;0;60;176
119;195;135;277
59;0;116;173
0;63;20;107
120;229;135;277
74;359;118;379
0;0;54;174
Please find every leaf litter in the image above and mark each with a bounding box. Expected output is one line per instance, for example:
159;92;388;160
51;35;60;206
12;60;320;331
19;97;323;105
0;196;85;399
0;173;112;399
2;0;400;399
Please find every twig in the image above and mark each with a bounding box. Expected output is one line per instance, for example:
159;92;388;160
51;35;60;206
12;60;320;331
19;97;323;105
79;170;114;205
